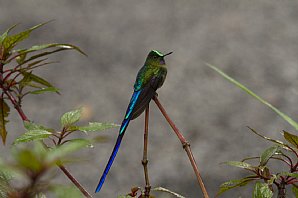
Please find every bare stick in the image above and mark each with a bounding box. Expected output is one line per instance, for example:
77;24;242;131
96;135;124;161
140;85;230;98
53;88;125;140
142;105;151;197
153;96;209;198
59;165;93;198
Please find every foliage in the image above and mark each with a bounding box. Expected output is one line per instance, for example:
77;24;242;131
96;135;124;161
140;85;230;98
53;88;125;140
0;22;86;144
207;63;298;197
0;23;119;197
0;142;86;198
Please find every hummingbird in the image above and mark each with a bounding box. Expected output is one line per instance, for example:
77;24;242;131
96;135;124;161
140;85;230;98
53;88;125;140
95;50;172;193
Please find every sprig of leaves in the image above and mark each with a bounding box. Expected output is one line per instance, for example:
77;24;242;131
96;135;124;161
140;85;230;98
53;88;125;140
207;63;298;197
13;108;118;146
0;22;87;144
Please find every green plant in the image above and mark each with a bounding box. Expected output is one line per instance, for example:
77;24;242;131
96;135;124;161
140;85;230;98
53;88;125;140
207;63;298;197
0;22;118;197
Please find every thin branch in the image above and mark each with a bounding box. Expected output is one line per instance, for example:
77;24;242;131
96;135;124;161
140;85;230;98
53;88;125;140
58;165;93;198
4;89;29;121
153;96;209;198
142;105;151;198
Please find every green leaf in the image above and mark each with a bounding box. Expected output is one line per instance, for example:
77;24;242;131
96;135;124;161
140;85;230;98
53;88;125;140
224;161;255;171
78;122;119;133
13;130;52;145
152;187;185;198
217;177;255;196
0;24;18;45
30;87;60;95
46;139;90;163
21;71;54;88
3;22;50;53
283;131;298;149
0;98;10;144
279;172;298;179
247;127;290;150
253;182;273;198
206;63;298;130
23;121;53;131
260;146;279;166
15;43;87;57
292;186;298;197
60;108;82;127
20;48;67;65
15;149;42;171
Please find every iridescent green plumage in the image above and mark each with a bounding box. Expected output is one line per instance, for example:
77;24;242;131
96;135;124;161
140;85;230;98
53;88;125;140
95;50;172;193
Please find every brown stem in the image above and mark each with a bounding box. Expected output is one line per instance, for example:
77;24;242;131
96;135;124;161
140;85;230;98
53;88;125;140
58;165;93;198
277;180;286;198
4;89;29;121
153;96;209;198
142;105;151;198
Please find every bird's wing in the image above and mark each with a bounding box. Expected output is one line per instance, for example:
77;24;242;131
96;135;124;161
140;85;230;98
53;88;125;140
130;75;164;120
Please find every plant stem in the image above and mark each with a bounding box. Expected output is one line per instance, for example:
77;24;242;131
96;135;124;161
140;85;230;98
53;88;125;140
4;89;29;121
58;165;93;198
277;180;286;198
142;105;151;198
153;96;209;198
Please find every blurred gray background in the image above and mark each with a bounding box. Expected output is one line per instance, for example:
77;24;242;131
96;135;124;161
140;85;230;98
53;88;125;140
1;0;298;197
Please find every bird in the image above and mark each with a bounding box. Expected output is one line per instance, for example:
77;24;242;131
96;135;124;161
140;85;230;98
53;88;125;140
95;50;172;193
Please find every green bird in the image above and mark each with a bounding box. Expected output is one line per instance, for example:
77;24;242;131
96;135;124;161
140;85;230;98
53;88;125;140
95;50;172;193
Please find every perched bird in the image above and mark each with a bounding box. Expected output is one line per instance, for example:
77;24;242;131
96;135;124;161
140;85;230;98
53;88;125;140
95;50;172;193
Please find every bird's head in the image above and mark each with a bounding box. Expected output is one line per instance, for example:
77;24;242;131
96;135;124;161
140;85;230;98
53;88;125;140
145;50;173;67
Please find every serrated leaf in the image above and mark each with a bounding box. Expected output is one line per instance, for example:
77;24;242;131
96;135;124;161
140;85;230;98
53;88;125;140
206;63;298;130
78;122;119;133
260;146;279;166
217;177;255;196
153;187;185;198
30;87;60;95
15;43;86;56
253;182;273;198
0;98;9;144
224;161;255;171
23;121;52;131
46;139;89;163
13;130;52;145
3;22;50;53
60;109;82;127
283;131;298;149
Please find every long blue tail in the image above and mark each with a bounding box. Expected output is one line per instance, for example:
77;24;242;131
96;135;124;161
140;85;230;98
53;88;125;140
95;90;141;193
95;132;124;192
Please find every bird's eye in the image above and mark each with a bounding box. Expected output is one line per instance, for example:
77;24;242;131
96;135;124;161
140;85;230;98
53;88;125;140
153;56;158;59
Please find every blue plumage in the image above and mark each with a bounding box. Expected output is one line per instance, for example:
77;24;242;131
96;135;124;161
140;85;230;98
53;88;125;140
95;90;141;193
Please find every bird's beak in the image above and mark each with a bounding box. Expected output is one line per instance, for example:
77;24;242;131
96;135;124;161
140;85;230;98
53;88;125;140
163;51;173;57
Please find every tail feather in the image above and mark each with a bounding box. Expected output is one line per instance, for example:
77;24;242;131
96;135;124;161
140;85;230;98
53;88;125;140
95;90;141;193
95;133;124;193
